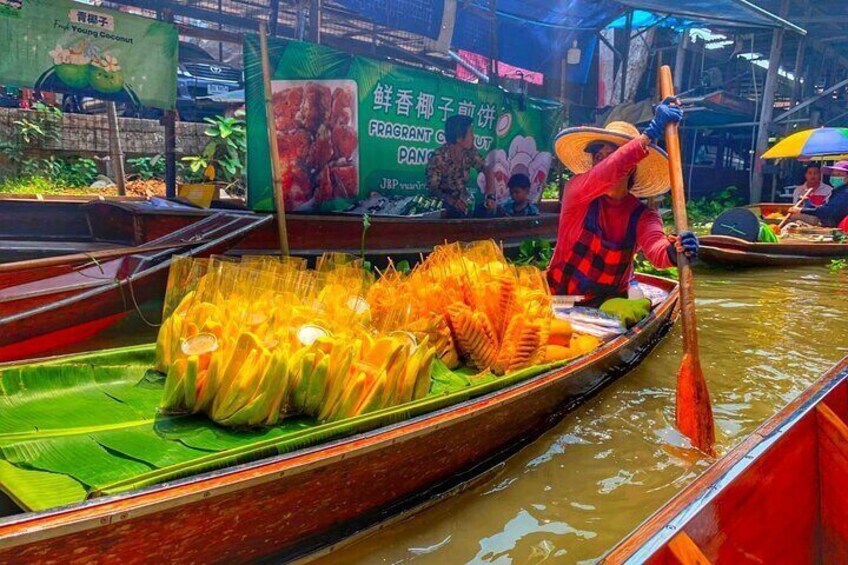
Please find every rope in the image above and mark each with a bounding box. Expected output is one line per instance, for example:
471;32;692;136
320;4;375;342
126;273;162;328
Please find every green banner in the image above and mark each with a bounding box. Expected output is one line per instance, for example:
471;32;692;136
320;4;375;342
0;0;177;110
245;35;561;213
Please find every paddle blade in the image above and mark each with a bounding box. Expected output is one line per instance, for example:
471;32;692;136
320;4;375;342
676;352;715;456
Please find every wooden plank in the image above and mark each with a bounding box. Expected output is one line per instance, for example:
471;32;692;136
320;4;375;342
823;381;848;423
668;532;712;565
816;403;848;563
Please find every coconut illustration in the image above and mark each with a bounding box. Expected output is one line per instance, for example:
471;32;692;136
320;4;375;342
89;54;124;94
50;44;90;90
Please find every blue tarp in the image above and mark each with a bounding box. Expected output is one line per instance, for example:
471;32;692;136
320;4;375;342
334;0;803;79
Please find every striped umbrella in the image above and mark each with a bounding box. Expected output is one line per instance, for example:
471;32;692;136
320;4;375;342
762;127;848;159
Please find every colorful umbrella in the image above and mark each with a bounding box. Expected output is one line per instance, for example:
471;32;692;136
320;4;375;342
762;127;848;159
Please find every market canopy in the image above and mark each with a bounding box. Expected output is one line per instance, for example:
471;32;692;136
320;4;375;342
336;0;805;74
101;0;806;78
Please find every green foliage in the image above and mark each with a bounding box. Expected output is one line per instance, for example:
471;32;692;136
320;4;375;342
0;175;74;194
829;259;848;273
541;181;559;200
1;102;63;167
18;157;98;187
832;230;847;244
634;254;679;279
684;186;743;226
127;155;166;180
513;238;553;269
182;111;247;190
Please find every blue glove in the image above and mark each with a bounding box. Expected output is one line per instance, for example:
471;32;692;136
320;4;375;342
643;97;683;141
667;231;699;265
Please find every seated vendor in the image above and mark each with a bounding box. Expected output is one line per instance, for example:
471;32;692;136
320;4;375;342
794;160;848;229
426;115;496;218
793;164;832;207
547;100;697;307
500;173;540;217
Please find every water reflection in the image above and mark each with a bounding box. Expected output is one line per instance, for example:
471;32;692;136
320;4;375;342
318;267;847;564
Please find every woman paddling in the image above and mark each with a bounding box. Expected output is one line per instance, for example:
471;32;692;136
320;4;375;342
547;100;698;307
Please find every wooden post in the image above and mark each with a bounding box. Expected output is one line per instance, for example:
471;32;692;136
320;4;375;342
106;101;126;196
751;0;790;204
620;10;633;103
309;0;321;44
162;9;177;199
260;25;290;256
674;32;687;92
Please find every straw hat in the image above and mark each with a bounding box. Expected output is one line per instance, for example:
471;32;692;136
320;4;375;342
554;121;670;198
823;160;848;176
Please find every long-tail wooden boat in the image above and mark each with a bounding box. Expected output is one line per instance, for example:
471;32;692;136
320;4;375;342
0;196;560;263
0;212;271;363
699;202;848;267
0;274;678;563
699;234;848;267
602;355;848;564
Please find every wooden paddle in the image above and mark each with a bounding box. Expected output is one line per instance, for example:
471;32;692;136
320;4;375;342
259;24;290;256
659;66;716;456
779;185;815;230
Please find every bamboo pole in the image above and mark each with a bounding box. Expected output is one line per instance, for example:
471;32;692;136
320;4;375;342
259;24;289;256
106;101;126;196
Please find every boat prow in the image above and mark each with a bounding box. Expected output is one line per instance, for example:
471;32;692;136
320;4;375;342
603;355;848;564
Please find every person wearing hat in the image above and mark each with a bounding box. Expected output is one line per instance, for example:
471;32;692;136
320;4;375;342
547;99;697;306
792;160;848;229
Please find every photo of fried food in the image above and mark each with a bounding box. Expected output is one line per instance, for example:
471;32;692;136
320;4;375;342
271;80;359;210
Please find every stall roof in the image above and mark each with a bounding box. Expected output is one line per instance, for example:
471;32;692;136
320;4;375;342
101;0;806;77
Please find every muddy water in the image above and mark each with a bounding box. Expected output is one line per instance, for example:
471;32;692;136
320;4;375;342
318;266;848;564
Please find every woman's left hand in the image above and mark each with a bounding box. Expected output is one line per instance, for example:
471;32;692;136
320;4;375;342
667;231;699;264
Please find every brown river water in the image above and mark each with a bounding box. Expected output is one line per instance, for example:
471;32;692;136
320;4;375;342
317;265;848;564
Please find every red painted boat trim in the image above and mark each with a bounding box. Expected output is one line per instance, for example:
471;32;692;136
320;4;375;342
0;312;127;362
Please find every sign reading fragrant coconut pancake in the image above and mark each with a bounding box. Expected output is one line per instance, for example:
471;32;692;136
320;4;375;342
0;0;177;110
244;35;561;213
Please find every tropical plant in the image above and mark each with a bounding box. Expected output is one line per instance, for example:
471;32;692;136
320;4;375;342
182;111;247;190
19;156;99;187
1;102;63;168
829;259;847;273
127;155;166;180
634;254;679;279
513;238;554;270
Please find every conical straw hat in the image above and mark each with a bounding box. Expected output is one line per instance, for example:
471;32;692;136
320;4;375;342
554;121;671;198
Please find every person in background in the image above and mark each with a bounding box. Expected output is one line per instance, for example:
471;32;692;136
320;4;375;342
500;173;540;217
795;161;848;229
547;99;697;307
426;115;496;218
792;163;832;207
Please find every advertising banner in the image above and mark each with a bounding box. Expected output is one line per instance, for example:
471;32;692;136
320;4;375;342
245;35;561;213
0;0;177;110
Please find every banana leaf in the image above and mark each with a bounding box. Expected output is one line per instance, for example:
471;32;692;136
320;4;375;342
0;345;575;512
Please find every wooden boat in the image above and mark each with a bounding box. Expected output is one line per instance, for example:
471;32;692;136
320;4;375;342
603;355;848;564
0;212;271;363
0;195;560;263
699;234;848;267
699;202;848;267
0;274;678;563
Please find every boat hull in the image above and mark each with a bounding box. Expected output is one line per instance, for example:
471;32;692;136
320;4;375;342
0;197;561;264
0;214;271;363
699;234;848;267
0;275;678;563
603;355;848;564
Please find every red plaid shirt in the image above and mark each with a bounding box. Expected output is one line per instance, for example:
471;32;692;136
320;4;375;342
549;138;673;292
